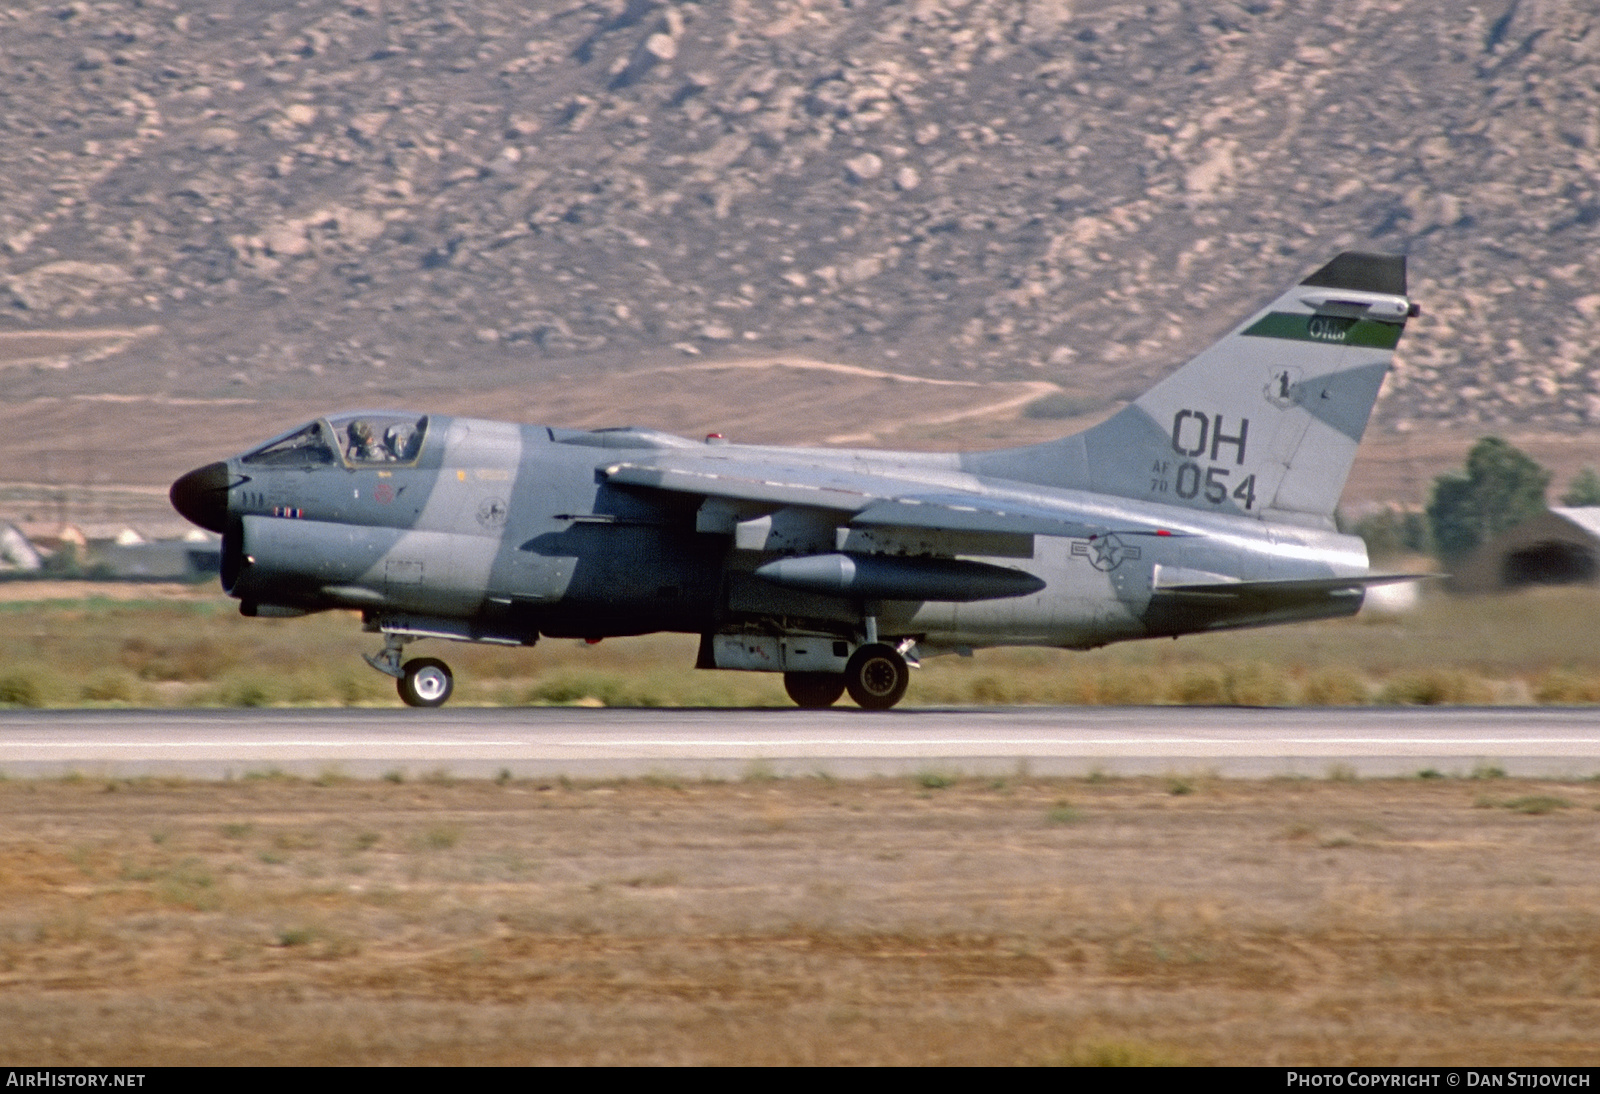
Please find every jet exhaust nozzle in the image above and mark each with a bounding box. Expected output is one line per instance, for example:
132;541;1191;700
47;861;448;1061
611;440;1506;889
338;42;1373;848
754;552;1045;602
170;462;232;533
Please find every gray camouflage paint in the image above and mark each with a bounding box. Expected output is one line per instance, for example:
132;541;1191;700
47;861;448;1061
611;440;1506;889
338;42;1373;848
173;252;1414;694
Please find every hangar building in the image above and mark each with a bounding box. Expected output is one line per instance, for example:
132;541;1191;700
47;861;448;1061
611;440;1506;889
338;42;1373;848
1449;507;1600;593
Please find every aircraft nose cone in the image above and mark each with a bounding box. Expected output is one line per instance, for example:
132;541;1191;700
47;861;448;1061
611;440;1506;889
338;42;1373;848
169;462;232;533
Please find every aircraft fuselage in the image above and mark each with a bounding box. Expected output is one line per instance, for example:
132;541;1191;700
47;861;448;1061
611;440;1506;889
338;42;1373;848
178;412;1368;653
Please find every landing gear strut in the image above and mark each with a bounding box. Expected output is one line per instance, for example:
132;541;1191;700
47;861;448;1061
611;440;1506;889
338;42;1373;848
365;632;455;708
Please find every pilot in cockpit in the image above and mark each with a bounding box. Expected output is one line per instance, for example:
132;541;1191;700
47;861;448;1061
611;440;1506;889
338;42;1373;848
347;419;388;462
384;423;415;461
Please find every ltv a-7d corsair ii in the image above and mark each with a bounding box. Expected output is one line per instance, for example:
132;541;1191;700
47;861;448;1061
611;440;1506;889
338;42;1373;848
171;253;1420;709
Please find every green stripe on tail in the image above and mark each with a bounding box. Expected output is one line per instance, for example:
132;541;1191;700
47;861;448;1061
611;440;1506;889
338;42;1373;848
1242;312;1404;349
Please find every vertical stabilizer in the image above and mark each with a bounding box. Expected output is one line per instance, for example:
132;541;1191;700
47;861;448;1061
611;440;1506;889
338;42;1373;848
966;253;1414;524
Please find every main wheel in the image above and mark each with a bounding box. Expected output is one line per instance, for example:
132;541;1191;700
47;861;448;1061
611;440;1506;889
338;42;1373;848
398;657;454;708
845;644;909;710
784;671;846;709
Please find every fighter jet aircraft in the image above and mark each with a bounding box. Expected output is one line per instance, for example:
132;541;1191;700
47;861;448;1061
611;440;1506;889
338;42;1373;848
171;252;1420;709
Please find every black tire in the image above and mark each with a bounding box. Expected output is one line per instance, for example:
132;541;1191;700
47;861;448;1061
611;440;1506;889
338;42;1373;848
784;671;846;709
398;657;454;708
845;644;909;710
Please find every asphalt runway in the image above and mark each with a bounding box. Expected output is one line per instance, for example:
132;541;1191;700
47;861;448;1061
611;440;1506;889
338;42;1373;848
2;705;1599;779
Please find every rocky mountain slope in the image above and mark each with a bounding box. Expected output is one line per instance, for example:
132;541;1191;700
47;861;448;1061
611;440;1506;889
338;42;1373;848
2;0;1597;436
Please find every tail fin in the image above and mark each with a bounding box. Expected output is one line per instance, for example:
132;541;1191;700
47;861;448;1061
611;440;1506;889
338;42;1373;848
967;252;1414;525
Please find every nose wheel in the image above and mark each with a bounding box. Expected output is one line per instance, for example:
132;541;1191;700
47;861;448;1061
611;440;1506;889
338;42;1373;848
398;657;454;708
366;632;456;709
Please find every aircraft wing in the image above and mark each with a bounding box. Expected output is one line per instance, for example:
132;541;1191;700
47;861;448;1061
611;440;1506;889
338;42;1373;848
602;459;880;512
853;495;1111;539
602;459;1179;540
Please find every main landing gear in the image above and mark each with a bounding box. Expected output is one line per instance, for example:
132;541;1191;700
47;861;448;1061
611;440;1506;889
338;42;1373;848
783;671;847;709
781;641;912;710
365;633;455;708
844;643;910;710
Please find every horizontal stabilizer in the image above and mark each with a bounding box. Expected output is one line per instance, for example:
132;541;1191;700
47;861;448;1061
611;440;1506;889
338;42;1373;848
1152;568;1431;599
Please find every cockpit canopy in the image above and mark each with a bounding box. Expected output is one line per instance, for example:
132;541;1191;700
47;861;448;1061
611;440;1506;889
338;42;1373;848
241;413;429;468
333;412;426;465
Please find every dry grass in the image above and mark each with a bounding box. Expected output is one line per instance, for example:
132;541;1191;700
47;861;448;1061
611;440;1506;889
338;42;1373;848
8;584;1600;709
0;775;1597;1064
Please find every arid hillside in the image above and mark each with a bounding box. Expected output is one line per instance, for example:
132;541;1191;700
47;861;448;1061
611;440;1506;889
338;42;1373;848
2;1;1598;491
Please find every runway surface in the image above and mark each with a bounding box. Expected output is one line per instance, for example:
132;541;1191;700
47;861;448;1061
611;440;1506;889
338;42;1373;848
3;706;1600;779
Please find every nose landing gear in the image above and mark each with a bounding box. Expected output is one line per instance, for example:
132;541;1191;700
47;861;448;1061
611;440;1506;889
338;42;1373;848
397;657;454;708
364;632;455;708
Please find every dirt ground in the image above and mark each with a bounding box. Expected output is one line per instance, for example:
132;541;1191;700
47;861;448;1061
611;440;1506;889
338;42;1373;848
0;581;208;604
1;774;1596;1065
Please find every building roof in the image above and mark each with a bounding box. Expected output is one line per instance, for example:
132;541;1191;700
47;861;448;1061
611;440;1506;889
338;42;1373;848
1450;507;1600;593
1549;507;1600;539
0;521;43;571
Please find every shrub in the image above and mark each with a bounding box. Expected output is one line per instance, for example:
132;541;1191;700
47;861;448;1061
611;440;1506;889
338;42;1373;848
967;675;1013;704
524;673;652;706
1167;667;1227;705
1378;670;1492;706
79;671;135;703
0;670;45;707
224;678;274;708
1087;667;1160;705
1300;668;1370;706
1224;662;1291;706
1042;1039;1189;1066
1046;800;1082;825
1348;506;1433;560
1503;795;1570;815
419;825;460;850
1533;670;1600;704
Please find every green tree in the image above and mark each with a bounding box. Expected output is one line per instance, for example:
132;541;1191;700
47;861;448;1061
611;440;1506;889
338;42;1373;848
1426;437;1551;563
1346;507;1432;560
1560;466;1600;507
